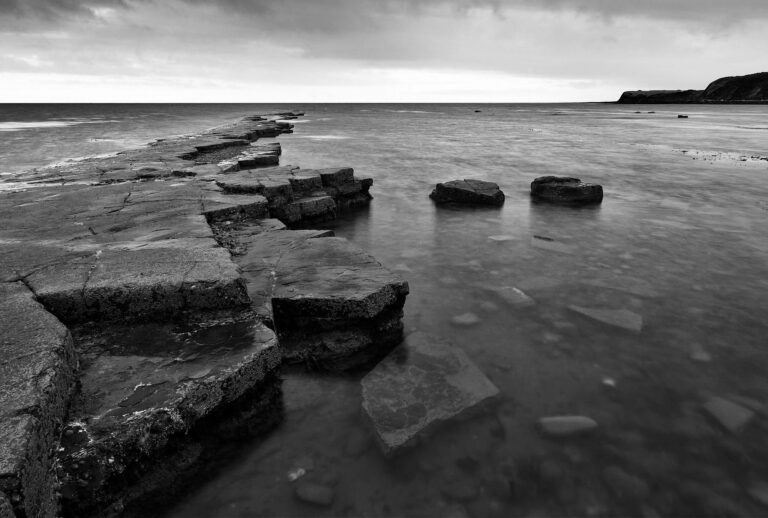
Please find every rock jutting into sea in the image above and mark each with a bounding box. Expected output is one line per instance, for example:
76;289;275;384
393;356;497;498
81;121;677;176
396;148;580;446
0;112;408;518
429;179;505;206
616;71;768;104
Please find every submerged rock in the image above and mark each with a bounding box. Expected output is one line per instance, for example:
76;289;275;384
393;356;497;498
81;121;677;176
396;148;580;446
537;416;598;437
451;312;481;326
430;179;505;206
703;397;754;433
568;305;643;333
530;176;603;205
361;332;499;456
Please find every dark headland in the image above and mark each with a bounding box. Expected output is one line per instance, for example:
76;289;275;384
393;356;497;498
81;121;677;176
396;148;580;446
616;71;768;104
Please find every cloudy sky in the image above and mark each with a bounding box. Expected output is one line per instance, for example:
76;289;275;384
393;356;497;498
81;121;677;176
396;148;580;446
1;0;766;102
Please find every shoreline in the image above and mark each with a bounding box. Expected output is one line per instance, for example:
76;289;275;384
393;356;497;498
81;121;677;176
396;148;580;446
0;113;408;517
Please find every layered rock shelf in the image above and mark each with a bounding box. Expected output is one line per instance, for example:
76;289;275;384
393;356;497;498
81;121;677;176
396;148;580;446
0;113;408;517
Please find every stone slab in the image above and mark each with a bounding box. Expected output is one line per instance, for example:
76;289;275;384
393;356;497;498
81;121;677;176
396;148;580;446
703;397;755;433
430;179;505;206
318;167;354;187
58;317;281;516
568;305;643;333
361;332;499;456
0;282;76;518
272;237;408;321
27;245;249;324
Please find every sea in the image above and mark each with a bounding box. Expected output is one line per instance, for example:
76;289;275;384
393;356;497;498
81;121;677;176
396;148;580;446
2;103;768;517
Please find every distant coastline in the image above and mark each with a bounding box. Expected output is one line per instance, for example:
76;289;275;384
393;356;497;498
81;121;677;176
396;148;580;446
616;72;768;104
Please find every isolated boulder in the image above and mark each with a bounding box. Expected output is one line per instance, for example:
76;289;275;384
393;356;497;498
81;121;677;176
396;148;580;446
430;179;505;206
530;176;603;204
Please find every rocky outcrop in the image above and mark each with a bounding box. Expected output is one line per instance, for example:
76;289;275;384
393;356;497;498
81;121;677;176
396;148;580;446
617;72;768;104
429;179;505;206
226;227;409;371
530;176;603;205
361;332;499;456
0;112;403;517
216;166;372;224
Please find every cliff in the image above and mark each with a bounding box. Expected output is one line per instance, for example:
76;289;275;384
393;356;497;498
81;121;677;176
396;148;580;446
617;72;768;104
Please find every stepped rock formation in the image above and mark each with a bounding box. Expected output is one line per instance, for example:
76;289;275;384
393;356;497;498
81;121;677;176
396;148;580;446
0;113;407;518
617;72;768;104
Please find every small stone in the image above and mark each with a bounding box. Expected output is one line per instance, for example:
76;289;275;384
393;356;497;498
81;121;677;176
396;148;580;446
287;467;306;482
542;331;562;343
537;416;598;437
689;348;712;363
295;482;334;506
703;397;754;433
451;312;481;326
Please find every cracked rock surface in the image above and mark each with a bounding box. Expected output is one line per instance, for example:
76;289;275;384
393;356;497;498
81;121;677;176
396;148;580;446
361;332;499;457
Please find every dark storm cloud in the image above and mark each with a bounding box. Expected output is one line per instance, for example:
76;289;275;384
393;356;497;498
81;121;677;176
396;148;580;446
0;0;130;20
5;0;768;26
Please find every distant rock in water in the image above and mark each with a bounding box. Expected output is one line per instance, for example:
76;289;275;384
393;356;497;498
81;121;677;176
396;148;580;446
617;71;768;104
430;179;505;206
530;176;603;205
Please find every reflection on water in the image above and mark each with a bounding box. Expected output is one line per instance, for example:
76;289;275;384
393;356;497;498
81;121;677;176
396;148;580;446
10;103;761;517
163;105;768;517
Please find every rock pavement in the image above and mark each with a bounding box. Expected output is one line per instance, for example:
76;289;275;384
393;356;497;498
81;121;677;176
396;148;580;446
0;112;405;517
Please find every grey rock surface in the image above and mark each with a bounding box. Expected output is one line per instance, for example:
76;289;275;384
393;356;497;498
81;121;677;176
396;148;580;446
0;282;76;518
361;332;499;456
530;176;603;204
0;111;393;516
58;317;281;516
430;179;505;206
568;305;643;333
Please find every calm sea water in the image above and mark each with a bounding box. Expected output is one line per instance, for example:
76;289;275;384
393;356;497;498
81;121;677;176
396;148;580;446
3;103;768;517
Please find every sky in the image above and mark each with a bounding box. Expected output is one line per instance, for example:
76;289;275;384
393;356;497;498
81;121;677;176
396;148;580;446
0;0;766;102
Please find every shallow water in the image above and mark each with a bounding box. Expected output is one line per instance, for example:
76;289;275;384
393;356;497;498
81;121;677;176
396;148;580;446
3;104;768;516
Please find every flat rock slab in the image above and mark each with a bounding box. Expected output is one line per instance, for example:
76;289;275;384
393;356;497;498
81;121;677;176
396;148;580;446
271;237;409;369
568;305;643;333
361;332;499;456
476;283;535;307
703;397;755;433
27;244;250;324
272;237;408;321
430;179;505;206
58;318;281;516
0;282;76;518
537;416;598;437
530;176;603;204
531;237;575;254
